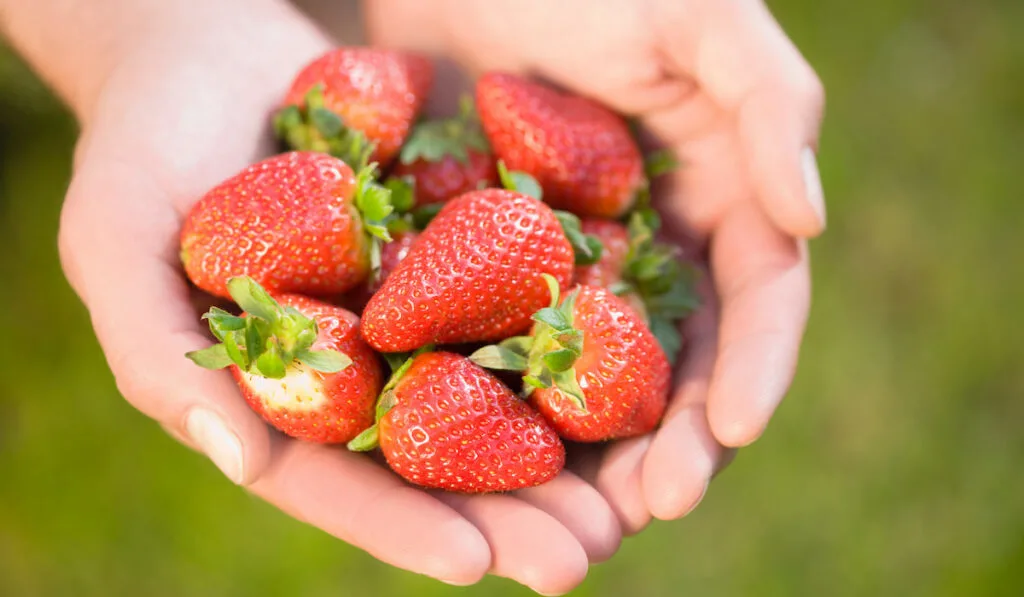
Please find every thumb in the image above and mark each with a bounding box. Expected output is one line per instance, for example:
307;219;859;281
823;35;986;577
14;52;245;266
689;0;827;237
59;149;273;485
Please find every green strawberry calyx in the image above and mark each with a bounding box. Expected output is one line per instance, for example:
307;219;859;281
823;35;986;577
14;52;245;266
354;163;401;279
185;276;351;379
273;85;377;170
631;148;679;212
496;160;604;266
611;209;701;364
469;274;588;411
347;345;434;452
399;96;491;165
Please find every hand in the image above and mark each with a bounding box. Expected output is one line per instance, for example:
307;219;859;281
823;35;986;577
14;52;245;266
54;2;620;594
367;0;824;533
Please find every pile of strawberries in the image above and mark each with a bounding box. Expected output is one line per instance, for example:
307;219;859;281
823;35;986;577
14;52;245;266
180;47;699;493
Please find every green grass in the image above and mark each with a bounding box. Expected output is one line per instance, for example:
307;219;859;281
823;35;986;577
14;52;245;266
1;1;1022;595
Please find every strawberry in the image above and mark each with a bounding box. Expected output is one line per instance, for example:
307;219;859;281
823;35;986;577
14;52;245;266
186;277;384;444
476;72;644;219
360;188;598;353
180;151;395;300
348;351;565;493
391;98;498;207
471;276;670;442
577;211;701;364
274;47;434;168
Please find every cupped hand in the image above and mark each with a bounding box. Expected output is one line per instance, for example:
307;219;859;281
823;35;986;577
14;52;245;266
367;0;824;533
56;4;620;594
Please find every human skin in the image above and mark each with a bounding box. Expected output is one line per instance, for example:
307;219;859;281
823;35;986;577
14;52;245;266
1;0;824;594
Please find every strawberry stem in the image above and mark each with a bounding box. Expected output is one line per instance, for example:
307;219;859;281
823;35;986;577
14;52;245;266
185;276;351;379
469;274;588;410
273;85;377;169
399;95;490;165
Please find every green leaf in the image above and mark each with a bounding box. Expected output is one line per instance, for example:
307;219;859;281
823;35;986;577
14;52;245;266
185;344;234;370
376;389;398;421
523;375;550;391
385;176;416;213
498;335;534;357
255;343;287;379
469;345;529;371
358;183;394;223
497;160;543;200
539;273;561;308
227;277;281;323
399;100;490;165
649;316;684;365
224;330;249;370
608;281;634;296
552;369;587;410
347;423;380;452
243;318;263;366
644;149;679;179
310;107;344;138
272;105;302;139
383;352;410;373
532;306;572;332
365;223;393;242
555;210;602;265
542;348;578;373
411;203;444;229
296;349;352;373
553;329;584;355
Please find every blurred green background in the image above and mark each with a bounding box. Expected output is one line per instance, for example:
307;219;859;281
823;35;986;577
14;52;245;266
1;0;1022;595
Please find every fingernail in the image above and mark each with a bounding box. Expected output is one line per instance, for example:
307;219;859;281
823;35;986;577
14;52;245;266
681;479;710;518
185;408;245;484
439;578;474;587
800;146;826;228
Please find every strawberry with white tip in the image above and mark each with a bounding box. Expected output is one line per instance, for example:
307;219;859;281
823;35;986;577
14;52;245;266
187;276;384;444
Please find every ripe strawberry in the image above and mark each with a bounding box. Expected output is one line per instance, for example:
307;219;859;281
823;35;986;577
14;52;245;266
476;72;644;219
360;188;583;353
274;47;434;168
471;276;670;442
180;151;395;300
186;277;384;444
391;99;498;206
575;212;701;364
348;351;565;493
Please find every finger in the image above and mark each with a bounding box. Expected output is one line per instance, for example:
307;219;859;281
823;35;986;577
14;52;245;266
643;274;725;520
249;438;491;585
439;493;589;595
681;0;826;237
515;469;622;563
59;157;272;485
589;436;654;536
705;205;810;447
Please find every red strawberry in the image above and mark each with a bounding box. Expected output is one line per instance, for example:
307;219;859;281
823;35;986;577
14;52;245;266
349;351;565;493
471;277;670;442
360;188;578;353
274;47;434;168
180;151;395;300
476;72;643;219
186;277;384;444
391;100;498;206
